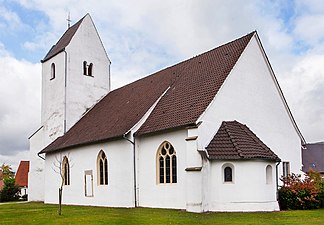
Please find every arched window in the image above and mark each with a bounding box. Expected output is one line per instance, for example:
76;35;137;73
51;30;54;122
62;156;70;186
157;141;177;184
222;163;234;183
83;61;87;75
97;150;108;185
88;63;93;76
51;63;55;79
266;165;272;184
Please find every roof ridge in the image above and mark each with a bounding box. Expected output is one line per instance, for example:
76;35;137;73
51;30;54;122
223;121;244;158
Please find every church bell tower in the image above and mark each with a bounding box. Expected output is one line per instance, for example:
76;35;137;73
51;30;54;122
28;14;111;201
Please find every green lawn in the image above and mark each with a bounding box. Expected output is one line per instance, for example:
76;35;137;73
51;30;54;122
0;202;323;225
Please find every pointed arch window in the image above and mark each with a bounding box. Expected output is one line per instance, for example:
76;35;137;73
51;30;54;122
62;156;70;186
50;63;55;80
97;150;108;185
157;142;177;184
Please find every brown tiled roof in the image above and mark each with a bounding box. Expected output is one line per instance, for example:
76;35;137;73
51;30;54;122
41;16;85;62
15;161;30;187
302;142;324;173
206;121;280;161
40;32;255;153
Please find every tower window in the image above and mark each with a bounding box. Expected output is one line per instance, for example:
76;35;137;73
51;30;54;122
83;61;87;75
83;61;94;76
88;63;93;76
50;63;55;80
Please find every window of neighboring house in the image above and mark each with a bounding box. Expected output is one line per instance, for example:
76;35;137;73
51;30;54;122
62;156;70;186
157;141;177;184
283;161;290;177
266;165;273;184
97;150;108;185
83;61;87;75
51;63;55;80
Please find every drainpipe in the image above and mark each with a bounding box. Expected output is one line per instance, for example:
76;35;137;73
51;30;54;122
276;161;280;200
63;50;68;133
123;134;137;207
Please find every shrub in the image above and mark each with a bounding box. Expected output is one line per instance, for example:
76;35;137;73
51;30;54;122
278;173;320;210
0;177;20;202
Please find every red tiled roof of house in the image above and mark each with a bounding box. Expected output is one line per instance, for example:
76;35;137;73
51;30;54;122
206;121;280;161
41;15;85;62
15;161;30;187
0;170;3;190
40;32;255;154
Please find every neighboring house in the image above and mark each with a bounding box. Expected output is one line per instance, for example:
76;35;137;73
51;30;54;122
302;142;324;177
15;161;30;196
28;14;305;212
0;170;4;190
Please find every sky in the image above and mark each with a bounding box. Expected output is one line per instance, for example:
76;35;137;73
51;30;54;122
0;0;324;171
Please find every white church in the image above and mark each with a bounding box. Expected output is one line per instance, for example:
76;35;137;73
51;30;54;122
28;14;305;212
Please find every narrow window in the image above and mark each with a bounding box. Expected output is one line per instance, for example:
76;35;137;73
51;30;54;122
97;150;108;185
266;165;272;184
88;63;93;76
51;63;55;80
83;61;87;75
283;162;290;177
157;142;177;184
224;166;232;182
62;156;70;186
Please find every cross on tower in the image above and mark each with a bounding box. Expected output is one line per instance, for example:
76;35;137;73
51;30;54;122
67;12;71;29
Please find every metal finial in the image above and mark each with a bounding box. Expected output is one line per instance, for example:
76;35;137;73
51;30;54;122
67;12;71;29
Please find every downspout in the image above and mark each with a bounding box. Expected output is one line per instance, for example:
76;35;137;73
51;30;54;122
63;50;68;133
123;134;137;207
276;161;280;200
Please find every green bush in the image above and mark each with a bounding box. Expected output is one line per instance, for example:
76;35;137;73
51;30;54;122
0;177;20;202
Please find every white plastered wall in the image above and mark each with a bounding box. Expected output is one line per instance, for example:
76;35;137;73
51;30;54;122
44;139;134;207
209;160;279;211
137;130;188;209
198;35;302;177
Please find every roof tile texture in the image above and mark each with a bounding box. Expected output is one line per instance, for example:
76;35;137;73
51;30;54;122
42;16;84;62
41;32;255;153
206;121;280;161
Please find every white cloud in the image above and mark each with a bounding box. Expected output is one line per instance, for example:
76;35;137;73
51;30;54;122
0;52;41;157
1;0;322;170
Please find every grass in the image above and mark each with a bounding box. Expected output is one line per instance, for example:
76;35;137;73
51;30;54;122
0;202;324;225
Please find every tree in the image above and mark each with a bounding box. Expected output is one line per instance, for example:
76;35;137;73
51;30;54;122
52;153;71;215
0;177;20;202
0;164;15;180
